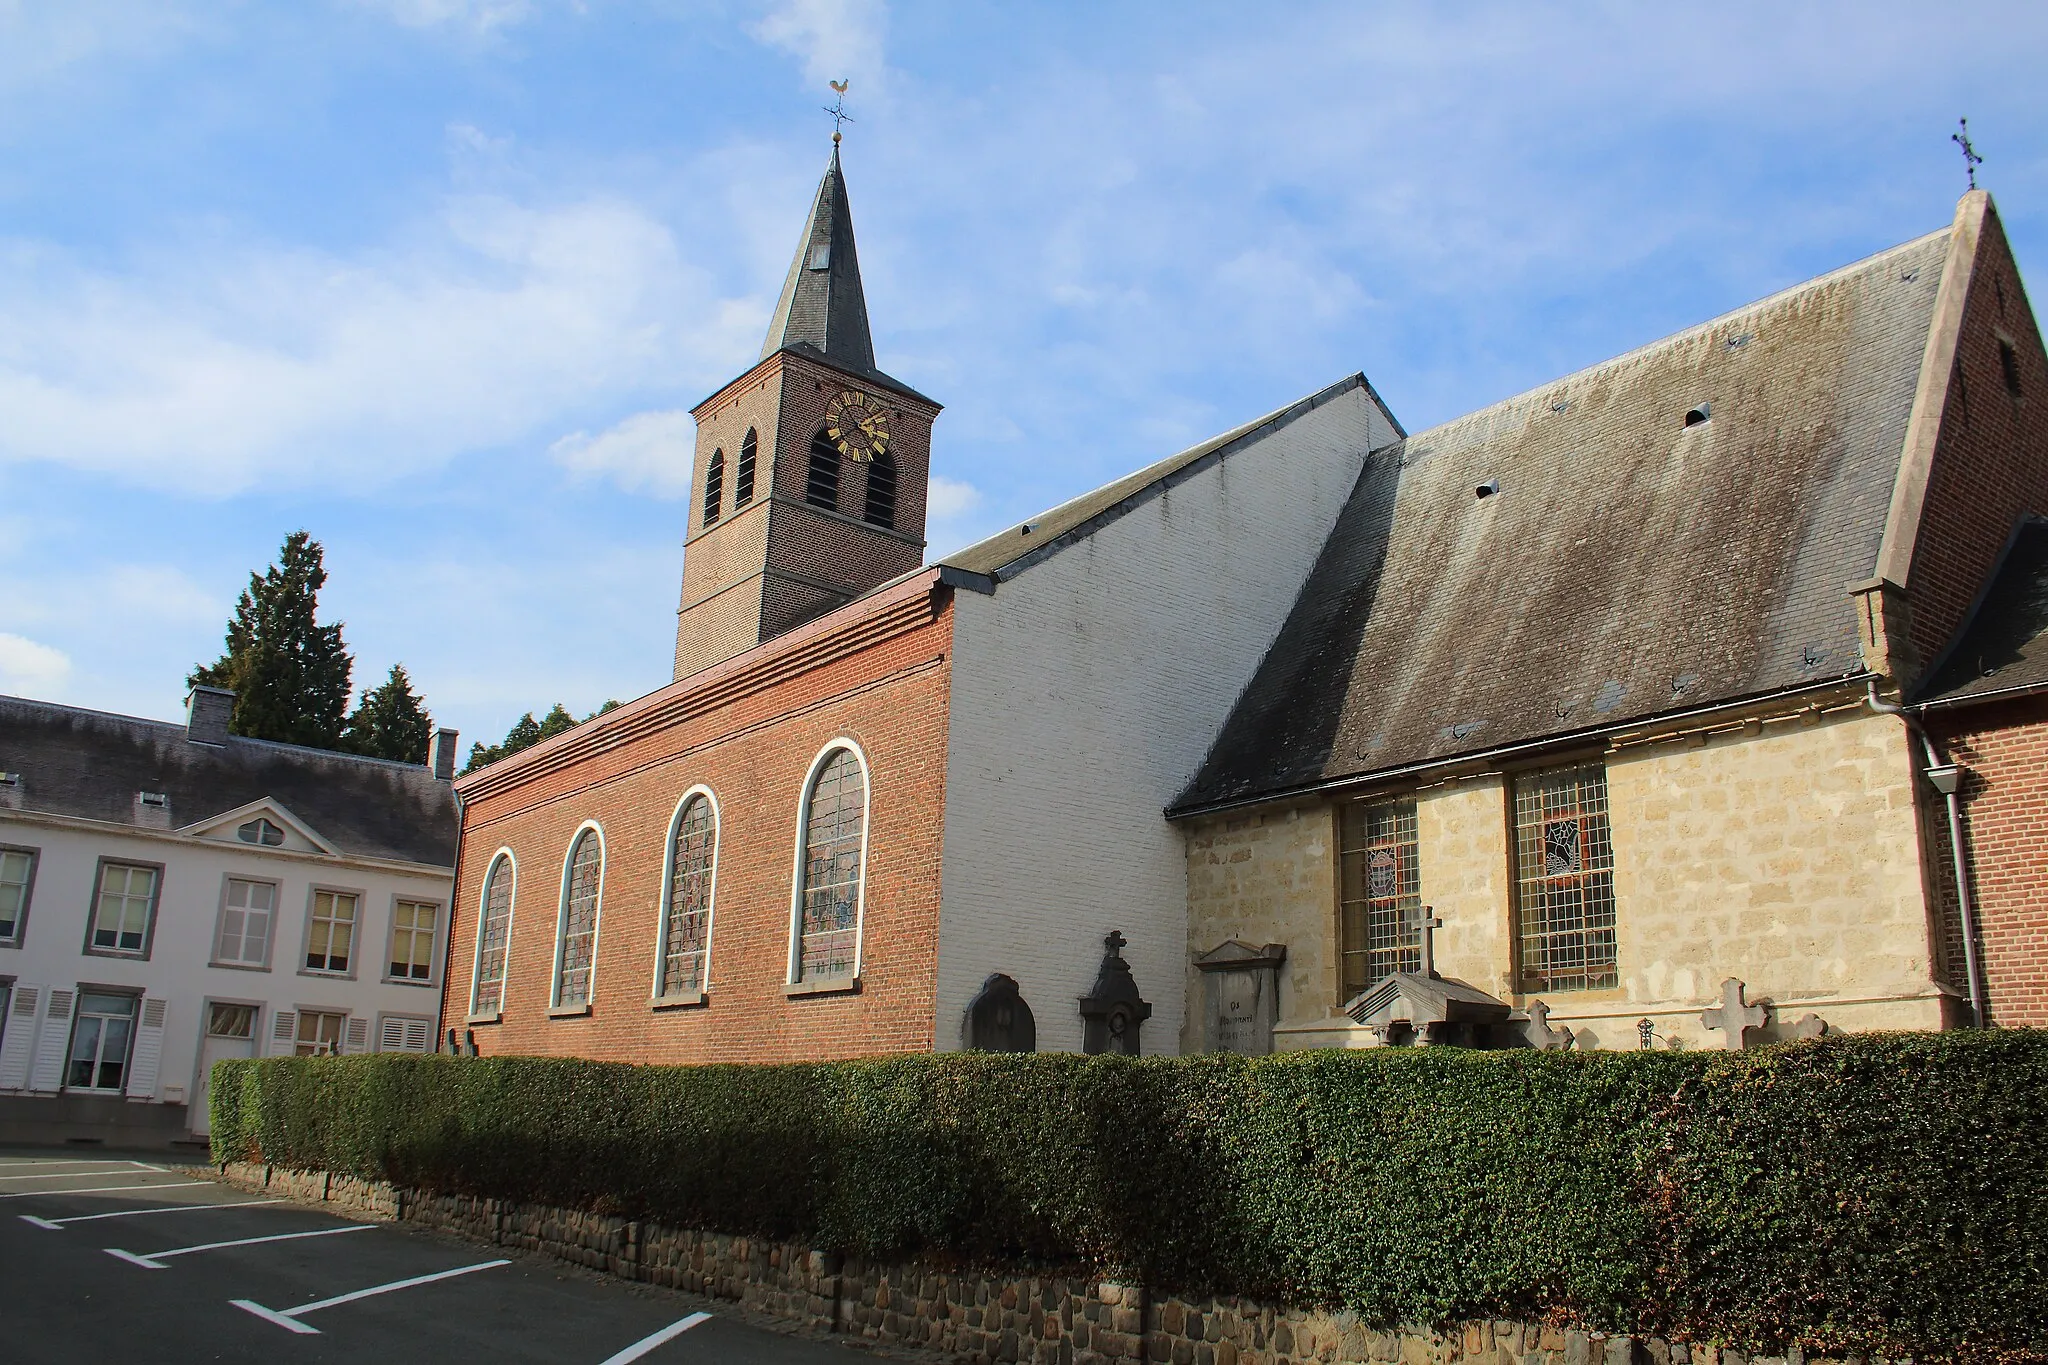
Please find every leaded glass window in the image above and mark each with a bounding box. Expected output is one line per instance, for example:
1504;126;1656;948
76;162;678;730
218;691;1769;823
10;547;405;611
1338;799;1421;1000
471;855;515;1015
554;830;603;1007
660;796;716;997
735;429;757;508
1513;763;1617;992
796;749;864;982
806;429;841;510
863;450;896;528
703;449;724;527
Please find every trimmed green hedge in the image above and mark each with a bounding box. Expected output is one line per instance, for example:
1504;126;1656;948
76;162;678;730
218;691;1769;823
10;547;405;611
211;1034;2048;1361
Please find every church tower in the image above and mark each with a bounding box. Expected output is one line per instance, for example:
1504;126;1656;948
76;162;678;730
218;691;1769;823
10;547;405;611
672;146;941;681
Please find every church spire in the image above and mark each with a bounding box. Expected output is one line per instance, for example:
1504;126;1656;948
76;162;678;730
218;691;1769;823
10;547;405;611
759;145;876;374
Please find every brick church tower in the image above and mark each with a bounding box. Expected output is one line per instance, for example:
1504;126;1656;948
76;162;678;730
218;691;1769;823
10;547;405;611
673;147;942;680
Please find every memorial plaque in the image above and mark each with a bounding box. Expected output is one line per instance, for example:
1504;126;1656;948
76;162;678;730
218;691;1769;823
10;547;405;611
1195;940;1287;1055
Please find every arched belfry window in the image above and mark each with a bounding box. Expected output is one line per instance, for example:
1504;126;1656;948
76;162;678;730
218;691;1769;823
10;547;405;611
792;744;867;985
552;827;604;1010
658;792;717;999
806;429;840;510
469;852;516;1017
703;449;725;527
864;450;897;528
734;429;757;509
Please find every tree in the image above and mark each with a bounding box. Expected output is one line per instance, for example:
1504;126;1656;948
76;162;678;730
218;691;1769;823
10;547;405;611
461;699;623;775
189;531;354;749
342;664;433;764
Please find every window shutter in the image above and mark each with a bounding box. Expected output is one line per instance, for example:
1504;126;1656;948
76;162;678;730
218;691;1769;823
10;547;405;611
269;1010;298;1057
344;1017;369;1054
0;985;40;1090
125;998;167;1100
29;988;74;1092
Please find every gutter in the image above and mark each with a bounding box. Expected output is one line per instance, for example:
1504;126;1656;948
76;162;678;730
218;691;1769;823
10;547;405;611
1866;681;1987;1026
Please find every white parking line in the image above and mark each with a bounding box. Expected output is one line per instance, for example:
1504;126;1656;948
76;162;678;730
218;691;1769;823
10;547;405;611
231;1259;512;1335
597;1312;713;1364
0;1166;146;1183
22;1198;284;1230
0;1180;209;1201
0;1158;153;1170
107;1222;375;1269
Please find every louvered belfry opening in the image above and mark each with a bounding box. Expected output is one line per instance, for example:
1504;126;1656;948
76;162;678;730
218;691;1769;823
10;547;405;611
864;450;897;527
807;428;841;510
735;429;757;508
703;449;725;527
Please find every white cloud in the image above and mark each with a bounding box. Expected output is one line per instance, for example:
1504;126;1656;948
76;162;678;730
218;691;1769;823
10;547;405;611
0;633;71;697
0;195;763;494
551;409;697;497
751;0;888;94
347;0;536;34
927;474;980;521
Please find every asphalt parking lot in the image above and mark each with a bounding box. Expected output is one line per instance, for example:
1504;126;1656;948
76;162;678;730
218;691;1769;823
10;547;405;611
1;1150;893;1365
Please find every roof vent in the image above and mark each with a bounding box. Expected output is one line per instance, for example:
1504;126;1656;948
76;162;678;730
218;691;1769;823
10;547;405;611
1684;402;1711;427
1550;400;1570;414
138;791;167;808
1475;480;1500;500
0;772;17;786
808;243;831;271
1018;522;1035;536
1725;333;1751;350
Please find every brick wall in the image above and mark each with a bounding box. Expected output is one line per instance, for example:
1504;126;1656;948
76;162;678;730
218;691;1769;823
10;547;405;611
1925;694;2048;1026
1902;199;2048;678
447;574;953;1064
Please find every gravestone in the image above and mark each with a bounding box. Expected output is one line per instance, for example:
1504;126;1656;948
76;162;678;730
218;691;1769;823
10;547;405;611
1078;931;1153;1056
1195;941;1287;1055
1791;1012;1831;1040
963;973;1037;1052
1700;978;1767;1050
1521;999;1575;1051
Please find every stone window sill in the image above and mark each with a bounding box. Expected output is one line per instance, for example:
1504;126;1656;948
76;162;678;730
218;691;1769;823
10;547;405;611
651;991;708;1011
465;1011;501;1026
547;1002;593;1019
786;976;860;999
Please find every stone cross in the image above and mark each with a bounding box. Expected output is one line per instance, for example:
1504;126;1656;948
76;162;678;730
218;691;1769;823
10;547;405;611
1524;999;1574;1052
1700;978;1767;1050
1407;904;1443;978
1953;117;1984;191
1791;1013;1830;1041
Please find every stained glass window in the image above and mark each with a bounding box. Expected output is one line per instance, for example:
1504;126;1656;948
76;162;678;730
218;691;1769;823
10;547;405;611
471;855;515;1015
796;749;864;983
554;831;603;1007
1513;764;1617;992
1337;800;1421;1000
660;796;716;997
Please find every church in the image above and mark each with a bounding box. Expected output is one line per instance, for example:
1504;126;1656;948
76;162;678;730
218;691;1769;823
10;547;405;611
440;144;2048;1062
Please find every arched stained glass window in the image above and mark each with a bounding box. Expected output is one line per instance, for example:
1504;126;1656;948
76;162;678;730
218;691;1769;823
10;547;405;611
863;450;897;528
659;795;716;998
734;429;757;509
795;747;865;983
703;449;725;527
470;854;515;1016
806;428;840;510
553;829;604;1008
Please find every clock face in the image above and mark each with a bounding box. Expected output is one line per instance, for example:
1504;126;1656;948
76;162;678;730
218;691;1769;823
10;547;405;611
825;389;890;464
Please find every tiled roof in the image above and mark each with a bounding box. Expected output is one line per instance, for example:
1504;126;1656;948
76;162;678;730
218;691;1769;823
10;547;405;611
0;695;458;867
1176;225;1954;813
1916;516;2048;708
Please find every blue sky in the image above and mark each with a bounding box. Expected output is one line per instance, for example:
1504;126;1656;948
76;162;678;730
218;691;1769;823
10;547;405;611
2;1;2045;752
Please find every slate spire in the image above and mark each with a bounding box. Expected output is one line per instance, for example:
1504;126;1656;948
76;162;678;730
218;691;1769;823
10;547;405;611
760;145;876;373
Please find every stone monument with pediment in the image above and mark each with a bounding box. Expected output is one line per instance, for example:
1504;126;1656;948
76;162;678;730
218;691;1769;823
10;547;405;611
1195;940;1287;1055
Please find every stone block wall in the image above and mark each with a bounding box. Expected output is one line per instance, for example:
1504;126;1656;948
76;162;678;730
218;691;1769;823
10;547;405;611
215;1163;1906;1365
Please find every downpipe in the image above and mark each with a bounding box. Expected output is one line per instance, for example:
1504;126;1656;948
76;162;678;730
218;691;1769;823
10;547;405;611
1865;681;1987;1026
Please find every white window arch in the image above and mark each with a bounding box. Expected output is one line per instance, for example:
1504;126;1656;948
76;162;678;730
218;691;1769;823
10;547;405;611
789;739;870;987
653;787;719;1002
468;850;517;1018
551;824;606;1011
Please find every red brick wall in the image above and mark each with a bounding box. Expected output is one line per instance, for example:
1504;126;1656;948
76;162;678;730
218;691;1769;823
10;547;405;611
447;576;953;1064
1906;202;2048;677
1926;695;2048;1027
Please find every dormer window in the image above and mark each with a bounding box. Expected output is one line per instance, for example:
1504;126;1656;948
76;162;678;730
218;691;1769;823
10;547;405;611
237;817;285;847
138;792;168;809
809;243;831;271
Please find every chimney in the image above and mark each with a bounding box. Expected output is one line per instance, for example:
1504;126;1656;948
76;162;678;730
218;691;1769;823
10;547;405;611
430;728;460;781
186;687;235;745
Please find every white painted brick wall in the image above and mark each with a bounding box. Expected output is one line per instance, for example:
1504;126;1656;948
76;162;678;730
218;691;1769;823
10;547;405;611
935;382;1399;1053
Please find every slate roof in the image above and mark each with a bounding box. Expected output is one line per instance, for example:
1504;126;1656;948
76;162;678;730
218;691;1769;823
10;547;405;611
1916;516;2048;708
762;147;877;375
1175;225;1954;814
0;695;458;867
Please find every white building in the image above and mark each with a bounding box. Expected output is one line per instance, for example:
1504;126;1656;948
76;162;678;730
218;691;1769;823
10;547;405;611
0;687;459;1148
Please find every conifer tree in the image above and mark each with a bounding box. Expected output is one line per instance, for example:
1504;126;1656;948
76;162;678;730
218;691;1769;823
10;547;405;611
189;531;354;748
460;699;623;775
342;664;433;763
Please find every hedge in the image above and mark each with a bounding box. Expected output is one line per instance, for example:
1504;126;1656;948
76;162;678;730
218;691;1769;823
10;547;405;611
210;1033;2048;1361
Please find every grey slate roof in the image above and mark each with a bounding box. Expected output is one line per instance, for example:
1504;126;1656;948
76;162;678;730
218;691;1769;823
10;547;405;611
0;695;458;867
1916;516;2048;708
1175;226;1953;814
762;147;877;374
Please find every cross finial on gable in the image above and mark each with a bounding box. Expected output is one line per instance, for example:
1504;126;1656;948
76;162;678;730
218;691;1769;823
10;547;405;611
1953;117;1984;191
1104;929;1128;956
825;79;854;146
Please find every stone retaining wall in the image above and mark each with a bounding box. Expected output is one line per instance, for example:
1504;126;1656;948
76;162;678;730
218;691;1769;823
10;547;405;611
215;1163;1885;1365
